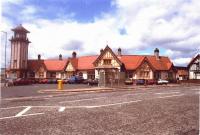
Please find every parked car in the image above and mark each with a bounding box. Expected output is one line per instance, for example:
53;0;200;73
62;79;69;84
136;79;145;85
39;79;48;84
82;79;89;84
68;76;84;84
87;79;98;86
13;78;32;85
124;78;133;85
157;79;168;85
52;79;58;84
147;79;156;85
5;78;15;86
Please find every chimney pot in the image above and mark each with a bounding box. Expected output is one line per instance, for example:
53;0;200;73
38;54;41;60
118;48;122;56
59;54;62;60
154;48;159;60
72;51;76;58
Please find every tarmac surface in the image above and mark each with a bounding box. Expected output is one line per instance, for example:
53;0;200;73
0;84;199;135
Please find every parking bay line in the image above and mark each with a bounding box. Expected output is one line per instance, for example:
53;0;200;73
0;113;44;120
59;97;107;103
157;94;185;99
155;91;180;95
69;94;185;109
58;107;65;112
15;106;31;117
0;106;27;110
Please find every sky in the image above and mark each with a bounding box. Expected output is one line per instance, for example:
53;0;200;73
1;0;200;67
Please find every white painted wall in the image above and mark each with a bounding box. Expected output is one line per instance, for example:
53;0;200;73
95;70;99;79
56;72;61;79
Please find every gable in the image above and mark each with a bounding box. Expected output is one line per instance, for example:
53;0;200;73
38;67;45;72
188;54;200;68
93;45;122;67
136;59;154;72
65;62;75;71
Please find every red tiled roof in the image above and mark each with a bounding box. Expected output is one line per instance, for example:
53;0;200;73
77;55;98;70
177;69;188;76
28;59;68;71
119;55;173;70
67;58;78;70
146;56;173;70
119;55;145;70
27;55;173;71
44;60;68;71
27;60;46;71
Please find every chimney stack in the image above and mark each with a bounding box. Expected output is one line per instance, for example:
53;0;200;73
72;51;77;58
118;48;122;56
154;48;159;60
59;54;62;60
38;54;41;60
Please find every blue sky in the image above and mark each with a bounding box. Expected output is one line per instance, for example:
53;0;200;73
1;0;200;67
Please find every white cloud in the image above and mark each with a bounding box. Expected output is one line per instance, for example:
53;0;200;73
173;58;191;66
2;0;200;66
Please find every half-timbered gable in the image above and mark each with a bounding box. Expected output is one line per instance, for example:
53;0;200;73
93;45;122;69
188;54;200;79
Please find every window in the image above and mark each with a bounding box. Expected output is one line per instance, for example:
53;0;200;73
196;62;200;70
79;72;83;77
13;60;17;68
39;72;44;78
126;71;133;78
22;60;26;68
50;72;56;78
29;72;35;78
87;71;95;79
103;59;111;65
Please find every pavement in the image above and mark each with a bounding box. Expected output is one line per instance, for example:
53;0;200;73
0;84;199;135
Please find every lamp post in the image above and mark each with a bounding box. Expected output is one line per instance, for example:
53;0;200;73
1;31;7;86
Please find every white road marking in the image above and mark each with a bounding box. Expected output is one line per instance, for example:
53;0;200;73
58;107;65;112
15;106;31;117
0;113;44;120
59;97;106;103
155;92;180;95
0;106;27;110
157;94;184;99
85;100;142;108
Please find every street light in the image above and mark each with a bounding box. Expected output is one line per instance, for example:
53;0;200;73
1;31;7;86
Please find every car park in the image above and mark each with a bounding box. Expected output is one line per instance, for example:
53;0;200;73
147;79;156;85
68;76;83;84
87;79;98;86
39;79;48;84
62;79;69;84
13;78;32;85
157;79;168;85
136;79;145;85
5;78;15;86
124;78;133;85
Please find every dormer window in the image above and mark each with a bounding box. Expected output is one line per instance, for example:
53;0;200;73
103;59;111;65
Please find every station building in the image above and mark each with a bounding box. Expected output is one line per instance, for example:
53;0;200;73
188;54;200;79
7;25;177;84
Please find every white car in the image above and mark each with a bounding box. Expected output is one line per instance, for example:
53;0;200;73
157;79;168;85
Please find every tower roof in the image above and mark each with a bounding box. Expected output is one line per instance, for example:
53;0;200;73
11;24;30;33
154;48;159;52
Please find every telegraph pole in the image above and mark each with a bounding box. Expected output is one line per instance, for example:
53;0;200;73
1;31;7;86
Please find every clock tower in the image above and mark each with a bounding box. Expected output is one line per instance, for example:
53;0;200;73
10;24;30;78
